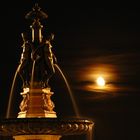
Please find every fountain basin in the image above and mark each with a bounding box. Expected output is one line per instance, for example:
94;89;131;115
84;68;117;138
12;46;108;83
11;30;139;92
0;118;94;136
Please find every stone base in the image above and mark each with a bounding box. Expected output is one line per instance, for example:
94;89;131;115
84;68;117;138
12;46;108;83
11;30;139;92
17;87;57;118
17;110;57;118
44;111;57;118
17;111;27;118
13;135;61;140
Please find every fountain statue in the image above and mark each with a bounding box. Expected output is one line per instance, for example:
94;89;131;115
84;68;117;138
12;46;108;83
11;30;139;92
0;3;94;140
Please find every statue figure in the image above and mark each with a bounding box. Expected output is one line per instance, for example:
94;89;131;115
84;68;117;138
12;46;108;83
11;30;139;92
17;3;57;89
18;32;57;88
18;32;32;88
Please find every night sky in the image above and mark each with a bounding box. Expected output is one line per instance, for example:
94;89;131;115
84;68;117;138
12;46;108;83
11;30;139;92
0;1;140;140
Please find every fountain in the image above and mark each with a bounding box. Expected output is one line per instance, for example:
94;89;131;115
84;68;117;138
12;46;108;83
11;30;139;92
0;3;94;140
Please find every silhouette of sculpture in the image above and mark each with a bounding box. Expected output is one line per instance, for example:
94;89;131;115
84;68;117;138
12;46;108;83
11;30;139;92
18;32;57;88
17;4;57;88
18;32;32;88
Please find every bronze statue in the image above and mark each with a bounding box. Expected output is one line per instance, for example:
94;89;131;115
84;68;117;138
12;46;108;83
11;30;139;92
18;32;57;88
18;4;57;88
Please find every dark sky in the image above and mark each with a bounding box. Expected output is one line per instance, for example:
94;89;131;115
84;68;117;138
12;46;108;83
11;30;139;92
0;1;140;140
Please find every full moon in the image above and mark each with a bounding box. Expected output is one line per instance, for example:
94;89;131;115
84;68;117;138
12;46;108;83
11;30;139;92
96;76;105;87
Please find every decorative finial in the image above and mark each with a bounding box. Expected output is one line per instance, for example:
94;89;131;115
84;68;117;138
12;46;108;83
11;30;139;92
32;3;41;12
25;3;48;20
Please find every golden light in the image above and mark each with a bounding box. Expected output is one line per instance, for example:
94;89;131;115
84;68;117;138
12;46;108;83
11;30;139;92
96;76;105;87
77;64;119;92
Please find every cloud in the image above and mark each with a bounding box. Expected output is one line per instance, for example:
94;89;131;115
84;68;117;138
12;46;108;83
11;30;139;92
64;51;140;100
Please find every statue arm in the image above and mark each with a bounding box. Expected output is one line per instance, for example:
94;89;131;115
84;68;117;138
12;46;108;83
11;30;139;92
52;53;57;64
18;42;31;74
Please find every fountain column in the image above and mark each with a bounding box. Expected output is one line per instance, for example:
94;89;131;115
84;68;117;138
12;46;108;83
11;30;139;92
17;87;57;118
16;3;57;119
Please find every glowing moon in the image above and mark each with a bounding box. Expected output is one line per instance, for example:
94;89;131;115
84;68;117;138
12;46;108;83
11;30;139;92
96;76;105;87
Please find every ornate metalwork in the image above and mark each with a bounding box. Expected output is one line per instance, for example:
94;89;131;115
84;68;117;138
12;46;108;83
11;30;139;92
0;118;94;136
42;88;55;112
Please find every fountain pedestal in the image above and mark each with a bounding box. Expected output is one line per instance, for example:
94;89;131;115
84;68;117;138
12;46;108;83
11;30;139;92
18;87;57;118
14;135;61;140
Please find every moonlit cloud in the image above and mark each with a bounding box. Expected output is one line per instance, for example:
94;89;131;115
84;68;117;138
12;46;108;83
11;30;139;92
64;50;140;99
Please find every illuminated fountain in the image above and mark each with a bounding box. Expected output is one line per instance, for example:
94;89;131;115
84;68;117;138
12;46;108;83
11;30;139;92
0;4;94;140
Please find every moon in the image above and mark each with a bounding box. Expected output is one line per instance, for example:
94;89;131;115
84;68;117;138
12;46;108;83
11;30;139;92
96;76;105;87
